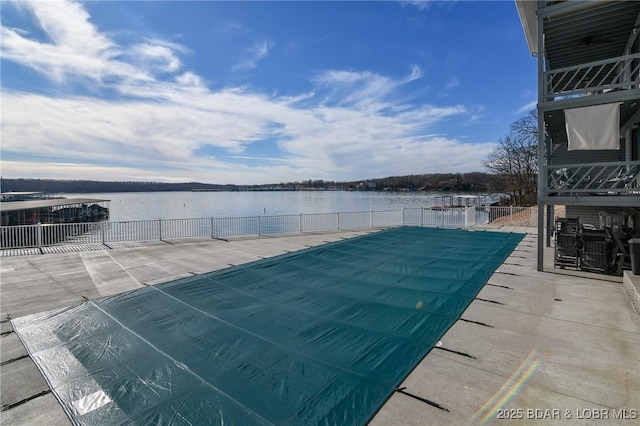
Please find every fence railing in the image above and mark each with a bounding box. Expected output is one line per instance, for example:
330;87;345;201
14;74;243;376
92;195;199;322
0;206;536;250
486;206;537;227
545;161;640;196
544;53;640;103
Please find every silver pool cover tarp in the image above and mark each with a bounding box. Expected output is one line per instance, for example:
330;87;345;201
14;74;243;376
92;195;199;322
13;227;524;425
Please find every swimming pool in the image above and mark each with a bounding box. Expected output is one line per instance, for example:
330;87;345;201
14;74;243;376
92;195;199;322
13;227;524;425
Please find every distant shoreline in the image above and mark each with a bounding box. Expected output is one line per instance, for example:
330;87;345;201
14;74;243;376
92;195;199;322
0;173;504;195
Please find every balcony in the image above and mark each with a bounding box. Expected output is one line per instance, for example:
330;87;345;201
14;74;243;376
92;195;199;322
543;53;640;105
545;161;640;201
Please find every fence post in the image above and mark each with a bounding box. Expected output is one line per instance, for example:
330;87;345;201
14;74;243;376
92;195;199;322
258;215;261;236
370;210;373;228
421;208;424;227
158;218;162;241
299;213;302;233
510;205;514;226
37;223;43;249
337;212;340;230
401;207;405;226
211;217;215;239
101;222;105;244
531;206;535;227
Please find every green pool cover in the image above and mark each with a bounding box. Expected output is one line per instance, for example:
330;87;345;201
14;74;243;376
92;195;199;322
13;227;524;425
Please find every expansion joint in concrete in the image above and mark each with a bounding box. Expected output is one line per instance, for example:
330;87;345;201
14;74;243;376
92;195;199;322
394;387;450;412
0;390;51;412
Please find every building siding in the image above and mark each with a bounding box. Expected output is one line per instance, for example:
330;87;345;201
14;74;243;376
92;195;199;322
565;205;625;229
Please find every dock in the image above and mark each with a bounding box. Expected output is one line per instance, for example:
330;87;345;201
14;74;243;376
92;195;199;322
1;225;638;425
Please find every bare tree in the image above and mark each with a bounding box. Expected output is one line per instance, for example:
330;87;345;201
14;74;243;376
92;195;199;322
483;111;538;205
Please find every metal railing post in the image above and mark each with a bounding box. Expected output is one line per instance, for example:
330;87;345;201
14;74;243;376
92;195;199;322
421;208;424;227
531;207;535;227
37;223;43;249
257;215;261;236
299;213;302;233
158;218;162;241
510;205;514;226
370;210;373;228
102;223;105;244
337;212;340;230
211;217;215;239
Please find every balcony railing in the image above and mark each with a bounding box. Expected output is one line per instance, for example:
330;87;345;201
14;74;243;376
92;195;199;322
544;53;640;103
546;161;640;196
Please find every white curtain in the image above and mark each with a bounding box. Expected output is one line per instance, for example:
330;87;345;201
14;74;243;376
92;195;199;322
565;103;620;150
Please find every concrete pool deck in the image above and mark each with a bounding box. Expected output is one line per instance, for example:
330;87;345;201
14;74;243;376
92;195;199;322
1;226;638;425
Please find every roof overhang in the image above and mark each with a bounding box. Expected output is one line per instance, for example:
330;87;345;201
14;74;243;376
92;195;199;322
515;0;538;56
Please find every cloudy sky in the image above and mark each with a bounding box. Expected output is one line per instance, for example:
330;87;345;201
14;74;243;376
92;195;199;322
1;0;536;185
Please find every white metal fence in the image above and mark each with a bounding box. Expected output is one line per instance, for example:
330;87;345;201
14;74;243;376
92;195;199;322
487;205;538;227
0;206;537;250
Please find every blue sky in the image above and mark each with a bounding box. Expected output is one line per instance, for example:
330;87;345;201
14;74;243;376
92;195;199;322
1;0;536;185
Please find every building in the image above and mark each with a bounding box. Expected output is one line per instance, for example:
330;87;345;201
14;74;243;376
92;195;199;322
0;193;110;226
516;0;640;272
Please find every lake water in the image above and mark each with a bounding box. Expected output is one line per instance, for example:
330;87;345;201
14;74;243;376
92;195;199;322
60;191;493;222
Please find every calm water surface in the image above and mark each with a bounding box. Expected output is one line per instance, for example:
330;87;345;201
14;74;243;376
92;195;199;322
60;191;488;222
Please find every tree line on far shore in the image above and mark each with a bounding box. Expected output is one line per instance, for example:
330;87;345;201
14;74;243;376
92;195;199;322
1;172;504;195
0;179;238;194
306;172;503;192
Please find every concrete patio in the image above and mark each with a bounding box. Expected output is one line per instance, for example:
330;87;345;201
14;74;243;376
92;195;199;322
1;226;638;425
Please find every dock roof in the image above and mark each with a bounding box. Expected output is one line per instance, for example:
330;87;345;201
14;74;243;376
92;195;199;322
0;198;110;213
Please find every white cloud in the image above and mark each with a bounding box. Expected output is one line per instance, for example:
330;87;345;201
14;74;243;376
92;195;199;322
401;1;458;12
314;69;394;109
402;1;432;11
406;65;424;82
515;100;537;115
312;67;427;112
1;0;490;184
232;39;273;72
444;76;459;90
0;0;138;83
129;43;182;73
